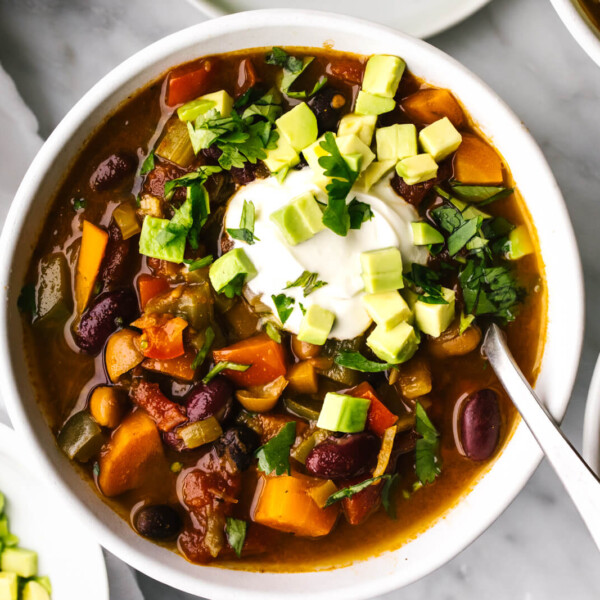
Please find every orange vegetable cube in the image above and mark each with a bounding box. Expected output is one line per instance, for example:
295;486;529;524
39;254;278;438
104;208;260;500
287;361;318;394
75;221;108;312
166;60;215;106
453;133;504;185
137;274;170;309
142;351;197;382
347;381;398;437
401;89;465;128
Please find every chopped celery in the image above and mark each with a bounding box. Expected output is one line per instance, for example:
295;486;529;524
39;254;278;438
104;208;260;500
57;411;104;463
283;397;321;421
178;417;223;449
156;119;195;167
112;203;141;240
34;253;72;326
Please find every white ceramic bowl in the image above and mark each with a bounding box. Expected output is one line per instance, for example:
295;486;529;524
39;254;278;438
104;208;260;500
583;355;600;472
549;0;600;67
0;10;584;600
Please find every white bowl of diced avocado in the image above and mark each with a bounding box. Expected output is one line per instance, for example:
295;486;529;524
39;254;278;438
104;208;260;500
0;425;108;600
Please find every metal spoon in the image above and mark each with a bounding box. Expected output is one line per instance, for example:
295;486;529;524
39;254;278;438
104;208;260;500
482;323;600;551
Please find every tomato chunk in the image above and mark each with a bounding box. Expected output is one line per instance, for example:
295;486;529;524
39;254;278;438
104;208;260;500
137;274;170;309
130;380;187;432
166;60;215;106
347;381;398;437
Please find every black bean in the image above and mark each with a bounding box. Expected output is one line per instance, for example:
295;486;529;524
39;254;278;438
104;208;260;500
89;153;136;191
308;87;347;133
214;425;260;471
134;505;181;540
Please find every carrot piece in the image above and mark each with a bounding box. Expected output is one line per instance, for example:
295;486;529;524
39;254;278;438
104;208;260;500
212;333;287;387
401;88;465;128
98;410;164;497
137;274;170;309
142;351;197;382
130;380;187;432
131;314;188;360
75;220;109;312
105;328;144;383
236;58;259;96
167;60;214;106
327;59;365;85
252;473;339;537
453;133;504;185
341;477;382;525
347;381;398;437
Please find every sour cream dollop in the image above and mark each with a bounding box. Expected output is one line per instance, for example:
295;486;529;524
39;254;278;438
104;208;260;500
224;168;427;340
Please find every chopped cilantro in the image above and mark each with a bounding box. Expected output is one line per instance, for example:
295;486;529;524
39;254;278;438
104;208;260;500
265;47;323;98
140;151;155;175
271;293;295;325
449;182;513;206
382;473;400;518
227;200;259;244
284;270;327;297
202;360;249;384
403;264;448;305
192;326;215;370
324;475;391;507
348;198;374;229
184;255;213;271
72;198;87;211
447;216;482;256
225;517;247;558
415;402;441;484
255;421;296;476
264;321;282;344
334;351;396;372
241;88;283;122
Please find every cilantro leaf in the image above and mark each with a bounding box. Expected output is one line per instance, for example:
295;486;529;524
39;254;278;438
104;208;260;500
255;421;296;476
225;518;247;558
221;272;247;299
241;88;282;122
348;198;373;229
403;264;448;304
447;216;482;256
284;270;327;297
432;203;465;234
163;165;222;199
265;47;319;97
450;183;513;206
415;402;441;484
184;255;213;271
264;321;282;344
265;47;303;72
140;151;155;175
271;293;295;325
334;351;396;372
287;76;328;99
382;473;400;519
72;197;87;211
227;200;259;245
324;475;391;507
192;326;215;371
202;360;250;384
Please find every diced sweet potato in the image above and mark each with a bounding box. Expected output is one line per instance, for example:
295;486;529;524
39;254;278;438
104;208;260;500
453;133;503;185
401;89;465;128
141;351;196;382
98;411;164;497
341;479;382;525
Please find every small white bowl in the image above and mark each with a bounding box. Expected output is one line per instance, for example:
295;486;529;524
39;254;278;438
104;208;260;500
549;0;600;67
0;10;584;600
583;355;600;472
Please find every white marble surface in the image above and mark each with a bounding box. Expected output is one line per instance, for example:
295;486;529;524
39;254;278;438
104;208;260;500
0;0;599;597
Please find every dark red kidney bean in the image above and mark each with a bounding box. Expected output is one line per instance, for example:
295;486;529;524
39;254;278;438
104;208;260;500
134;505;181;540
185;377;233;423
230;163;258;186
100;221;132;289
215;425;260;471
308;87;347;134
305;433;380;479
75;289;139;354
461;389;501;461
390;159;452;208
89;153;136;191
143;161;188;201
201;145;223;165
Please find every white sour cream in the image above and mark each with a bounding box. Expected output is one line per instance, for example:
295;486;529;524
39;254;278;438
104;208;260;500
224;168;427;340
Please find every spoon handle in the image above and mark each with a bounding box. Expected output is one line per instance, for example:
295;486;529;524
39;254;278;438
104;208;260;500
483;324;600;551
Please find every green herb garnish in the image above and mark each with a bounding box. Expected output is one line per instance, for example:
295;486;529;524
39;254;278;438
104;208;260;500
184;255;214;271
348;198;373;229
403;264;448;305
271;293;295;325
415;402;441;484
324;475;391;507
255;421;296;476
227;200;259;244
72;198;87;211
264;321;282;344
241;88;283;122
202;360;250;384
140;151;155;175
382;473;400;519
334;351;396;372
225;517;247;558
265;47;325;98
449;183;513;206
284;270;327;297
192;326;215;371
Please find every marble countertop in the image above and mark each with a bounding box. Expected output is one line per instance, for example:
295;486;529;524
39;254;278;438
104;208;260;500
1;0;599;597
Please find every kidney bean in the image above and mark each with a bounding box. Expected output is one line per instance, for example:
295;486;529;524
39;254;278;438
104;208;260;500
143;161;188;201
230;163;258;186
75;289;139;354
308;87;347;134
100;221;133;289
391;159;452;208
134;505;182;540
460;389;501;461
215;425;260;471
185;377;233;423
305;433;380;479
89;153;136;191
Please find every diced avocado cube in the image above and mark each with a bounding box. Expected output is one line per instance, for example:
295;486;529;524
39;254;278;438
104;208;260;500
22;581;51;600
342;152;363;173
264;131;300;173
32;578;51;596
297;304;335;346
0;516;8;538
411;222;445;245
34;253;72;326
355;160;396;192
0;572;18;600
414;287;456;337
507;225;534;260
362;55;406;98
360;247;404;293
302;135;329;179
376;124;417;162
0;491;4;515
396;154;438;186
270;192;324;245
337;113;377;146
177;90;234;122
1;547;38;578
355;91;396;116
139;217;187;263
209;248;257;294
336;134;375;173
419;117;462;161
57;411;104;463
275;102;318;152
362;291;412;330
316;392;370;433
367;321;419;364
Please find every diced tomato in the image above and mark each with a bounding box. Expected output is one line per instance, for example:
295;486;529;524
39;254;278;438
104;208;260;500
236;58;259;97
131;314;187;360
137;274;170;309
347;381;398;437
130;380;187;432
341;477;382;525
326;59;365;85
212;333;287;387
166;60;215;106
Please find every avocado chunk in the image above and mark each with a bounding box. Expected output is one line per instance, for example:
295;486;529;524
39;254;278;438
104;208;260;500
57;411;104;463
360;247;404;293
336;134;375;173
275;102;318;152
209;248;257;295
177;89;234;121
337;113;377;146
0;572;18;600
418;117;462;161
362;291;412;330
270;191;325;245
507;225;534;259
34;253;72;326
355;91;396;116
263;131;300;173
22;581;51;600
376;124;418;161
411;222;445;245
302;135;330;187
355;160;396;192
1;548;38;578
395;154;438;186
367;321;419;364
316;392;370;433
414;287;456;337
362;55;406;98
139;216;187;264
297;304;335;345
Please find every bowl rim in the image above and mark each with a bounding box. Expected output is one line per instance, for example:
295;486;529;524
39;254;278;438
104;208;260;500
583;355;600;471
0;9;584;599
549;0;600;67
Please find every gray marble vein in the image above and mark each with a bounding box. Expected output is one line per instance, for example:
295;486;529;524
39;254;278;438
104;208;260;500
0;0;599;597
